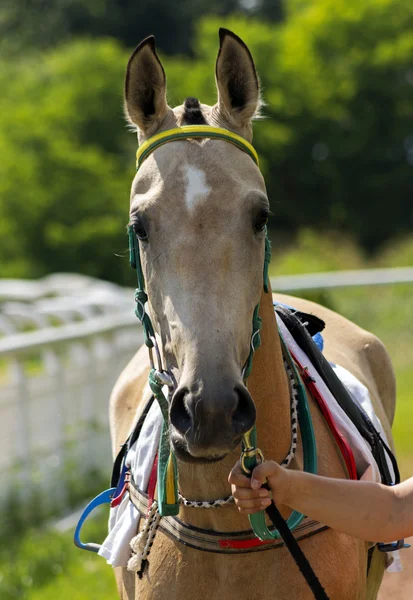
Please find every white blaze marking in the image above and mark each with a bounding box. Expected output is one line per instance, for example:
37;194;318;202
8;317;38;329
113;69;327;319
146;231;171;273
184;166;210;210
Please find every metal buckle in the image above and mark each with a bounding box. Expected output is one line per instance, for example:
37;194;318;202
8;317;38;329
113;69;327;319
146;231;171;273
240;448;264;475
242;330;259;380
154;369;174;388
149;335;163;371
148;335;175;389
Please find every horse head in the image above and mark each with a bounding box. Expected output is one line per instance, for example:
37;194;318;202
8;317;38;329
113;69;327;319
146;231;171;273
125;30;269;463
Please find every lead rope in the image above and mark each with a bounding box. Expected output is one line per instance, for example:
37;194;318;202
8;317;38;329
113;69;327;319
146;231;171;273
264;500;330;600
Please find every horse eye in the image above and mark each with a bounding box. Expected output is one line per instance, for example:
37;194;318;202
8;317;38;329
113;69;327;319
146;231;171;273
254;210;269;233
133;219;148;242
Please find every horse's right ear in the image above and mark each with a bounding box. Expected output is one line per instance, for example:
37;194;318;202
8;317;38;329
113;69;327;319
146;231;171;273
124;36;168;134
215;29;260;129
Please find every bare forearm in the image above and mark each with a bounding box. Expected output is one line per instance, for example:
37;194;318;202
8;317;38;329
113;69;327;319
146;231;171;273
230;460;413;543
284;471;405;543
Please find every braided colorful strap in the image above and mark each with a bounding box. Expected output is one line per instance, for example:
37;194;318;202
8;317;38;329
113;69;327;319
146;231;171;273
148;369;179;516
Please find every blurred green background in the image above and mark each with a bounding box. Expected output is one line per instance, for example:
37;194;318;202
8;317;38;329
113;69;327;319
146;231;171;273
0;0;412;597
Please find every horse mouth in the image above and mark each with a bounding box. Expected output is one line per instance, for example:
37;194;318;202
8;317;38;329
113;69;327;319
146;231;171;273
170;434;238;464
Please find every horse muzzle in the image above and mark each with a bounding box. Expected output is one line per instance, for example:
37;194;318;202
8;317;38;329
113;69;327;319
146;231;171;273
169;380;256;461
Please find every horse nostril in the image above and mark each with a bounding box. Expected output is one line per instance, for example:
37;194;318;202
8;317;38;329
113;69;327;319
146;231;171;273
170;387;192;436
232;385;256;435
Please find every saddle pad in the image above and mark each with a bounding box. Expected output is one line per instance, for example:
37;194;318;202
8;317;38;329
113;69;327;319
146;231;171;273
277;316;384;482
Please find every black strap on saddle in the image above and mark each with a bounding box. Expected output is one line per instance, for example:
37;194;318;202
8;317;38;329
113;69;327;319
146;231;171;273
110;395;155;488
275;306;400;487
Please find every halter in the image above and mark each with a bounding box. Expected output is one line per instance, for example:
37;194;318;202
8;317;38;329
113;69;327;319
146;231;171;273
129;125;267;517
74;124;326;598
128;125;317;530
74;125;317;556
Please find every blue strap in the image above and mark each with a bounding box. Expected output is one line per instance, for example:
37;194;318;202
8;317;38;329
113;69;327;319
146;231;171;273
73;488;116;553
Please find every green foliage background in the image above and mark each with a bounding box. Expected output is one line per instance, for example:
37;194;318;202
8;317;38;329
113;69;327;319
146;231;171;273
0;0;412;283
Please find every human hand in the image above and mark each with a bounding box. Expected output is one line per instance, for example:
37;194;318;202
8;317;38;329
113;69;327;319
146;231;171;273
228;460;290;514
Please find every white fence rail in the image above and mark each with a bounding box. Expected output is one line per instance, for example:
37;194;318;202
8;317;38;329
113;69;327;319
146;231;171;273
0;274;140;516
270;266;413;292
0;268;411;517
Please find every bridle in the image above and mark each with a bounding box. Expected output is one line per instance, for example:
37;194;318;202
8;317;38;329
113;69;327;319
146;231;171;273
128;124;318;517
128;125;310;508
75;124;328;599
128;126;328;598
129;126;266;516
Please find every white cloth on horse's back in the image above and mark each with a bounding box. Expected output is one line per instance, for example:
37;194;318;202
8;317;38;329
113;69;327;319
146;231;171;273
331;363;395;482
278;317;401;572
277;316;382;482
126;399;162;489
98;400;163;567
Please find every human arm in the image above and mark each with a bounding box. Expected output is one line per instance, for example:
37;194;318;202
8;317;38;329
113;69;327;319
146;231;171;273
228;460;413;543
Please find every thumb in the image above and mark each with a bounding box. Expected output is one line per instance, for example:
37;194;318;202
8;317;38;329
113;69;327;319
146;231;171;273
251;461;279;490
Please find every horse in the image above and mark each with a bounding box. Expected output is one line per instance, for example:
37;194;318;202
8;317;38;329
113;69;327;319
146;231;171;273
110;29;396;599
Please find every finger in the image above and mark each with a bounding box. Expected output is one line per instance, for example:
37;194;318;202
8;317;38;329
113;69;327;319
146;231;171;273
229;460;243;475
231;486;270;500
251;461;280;489
238;507;263;515
228;464;253;488
229;472;252;488
234;497;272;510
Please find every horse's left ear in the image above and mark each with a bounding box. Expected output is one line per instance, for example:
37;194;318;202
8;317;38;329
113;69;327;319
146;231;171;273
215;29;260;129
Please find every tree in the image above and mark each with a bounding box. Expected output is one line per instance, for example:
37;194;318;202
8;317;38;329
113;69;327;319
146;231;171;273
0;39;133;282
1;0;412;284
0;0;255;56
167;2;413;250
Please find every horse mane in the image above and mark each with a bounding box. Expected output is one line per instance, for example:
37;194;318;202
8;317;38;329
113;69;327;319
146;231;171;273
182;97;207;125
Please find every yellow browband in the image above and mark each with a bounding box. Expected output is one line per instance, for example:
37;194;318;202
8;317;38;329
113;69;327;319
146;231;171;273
136;125;259;170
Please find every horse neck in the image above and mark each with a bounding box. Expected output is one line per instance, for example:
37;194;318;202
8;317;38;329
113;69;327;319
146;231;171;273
178;289;292;527
247;290;292;462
